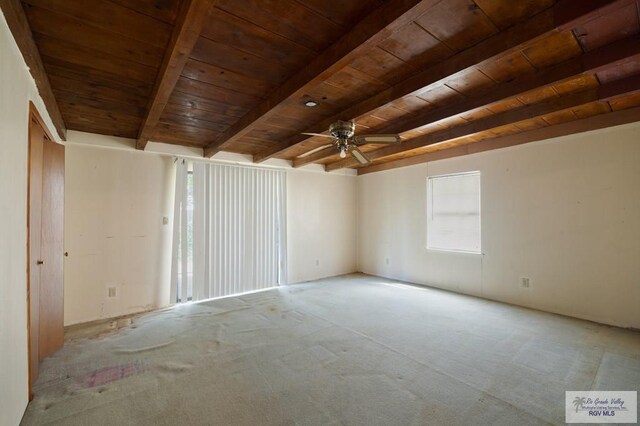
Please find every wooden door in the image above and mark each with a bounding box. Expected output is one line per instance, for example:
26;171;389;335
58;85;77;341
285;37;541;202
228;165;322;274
27;103;65;398
39;139;65;360
27;116;44;396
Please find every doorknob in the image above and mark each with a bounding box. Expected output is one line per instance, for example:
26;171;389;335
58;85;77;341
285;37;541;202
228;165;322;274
37;260;45;265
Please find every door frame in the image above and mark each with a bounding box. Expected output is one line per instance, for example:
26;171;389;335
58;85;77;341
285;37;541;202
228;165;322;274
27;101;56;399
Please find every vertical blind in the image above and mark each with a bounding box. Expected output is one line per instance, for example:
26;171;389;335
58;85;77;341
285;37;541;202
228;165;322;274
427;171;481;253
171;160;287;303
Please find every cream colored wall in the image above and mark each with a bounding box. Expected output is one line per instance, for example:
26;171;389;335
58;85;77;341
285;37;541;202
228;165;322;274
64;142;175;325
0;10;61;425
358;122;640;328
63;134;358;322
287;169;358;284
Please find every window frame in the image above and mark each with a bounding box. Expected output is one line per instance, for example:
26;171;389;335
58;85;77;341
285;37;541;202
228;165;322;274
426;170;482;255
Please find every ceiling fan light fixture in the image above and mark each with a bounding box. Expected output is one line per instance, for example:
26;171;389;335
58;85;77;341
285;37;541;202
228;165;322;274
298;120;400;165
304;100;318;107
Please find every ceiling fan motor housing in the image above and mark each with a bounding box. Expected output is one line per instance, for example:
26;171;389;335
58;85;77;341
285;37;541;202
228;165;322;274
329;120;356;139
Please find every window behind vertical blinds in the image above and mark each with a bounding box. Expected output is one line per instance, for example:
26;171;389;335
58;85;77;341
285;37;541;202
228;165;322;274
427;171;481;253
172;161;287;303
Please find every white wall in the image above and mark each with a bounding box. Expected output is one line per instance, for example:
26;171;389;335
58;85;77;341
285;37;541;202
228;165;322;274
287;169;358;283
64;141;174;325
358;122;640;329
0;10;61;425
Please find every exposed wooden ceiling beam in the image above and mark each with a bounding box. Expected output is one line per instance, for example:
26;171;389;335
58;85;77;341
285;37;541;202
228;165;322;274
1;0;66;139
202;0;440;158
255;0;635;163
296;35;640;168
136;0;216;150
321;36;640;171
357;105;640;175
327;74;640;171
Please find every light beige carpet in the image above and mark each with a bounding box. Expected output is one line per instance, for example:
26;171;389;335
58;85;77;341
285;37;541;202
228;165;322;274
22;274;640;425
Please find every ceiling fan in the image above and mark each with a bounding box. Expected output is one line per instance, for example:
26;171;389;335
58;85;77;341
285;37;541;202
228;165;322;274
299;120;401;165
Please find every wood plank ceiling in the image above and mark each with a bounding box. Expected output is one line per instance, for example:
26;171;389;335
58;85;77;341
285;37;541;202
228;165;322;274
14;0;640;174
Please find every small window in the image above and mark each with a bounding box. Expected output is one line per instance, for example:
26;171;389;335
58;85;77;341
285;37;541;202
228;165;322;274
427;171;481;254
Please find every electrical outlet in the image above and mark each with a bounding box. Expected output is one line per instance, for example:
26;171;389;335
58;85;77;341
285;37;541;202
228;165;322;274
315;259;320;266
385;257;390;265
521;277;531;289
162;216;169;225
108;286;117;298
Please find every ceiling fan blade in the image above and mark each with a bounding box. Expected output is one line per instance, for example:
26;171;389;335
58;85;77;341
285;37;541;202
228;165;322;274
296;144;334;158
353;134;401;144
301;132;334;139
349;146;370;165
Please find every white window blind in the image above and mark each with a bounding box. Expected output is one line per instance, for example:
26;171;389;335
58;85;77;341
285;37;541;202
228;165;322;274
171;161;287;303
427;171;481;253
